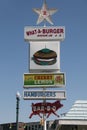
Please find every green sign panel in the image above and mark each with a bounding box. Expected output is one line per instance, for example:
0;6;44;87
23;73;65;88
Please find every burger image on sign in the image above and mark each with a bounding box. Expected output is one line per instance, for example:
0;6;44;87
32;47;57;65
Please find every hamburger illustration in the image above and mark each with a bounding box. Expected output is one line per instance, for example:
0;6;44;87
32;47;57;65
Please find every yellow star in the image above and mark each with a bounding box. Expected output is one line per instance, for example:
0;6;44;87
33;0;57;25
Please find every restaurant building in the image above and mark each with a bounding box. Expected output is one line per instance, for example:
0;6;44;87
58;100;87;130
0;120;58;130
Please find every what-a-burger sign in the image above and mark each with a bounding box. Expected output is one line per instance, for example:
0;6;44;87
24;26;65;41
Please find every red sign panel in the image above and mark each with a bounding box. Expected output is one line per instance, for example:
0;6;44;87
29;100;63;118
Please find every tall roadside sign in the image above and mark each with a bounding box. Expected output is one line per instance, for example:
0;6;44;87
23;0;66;127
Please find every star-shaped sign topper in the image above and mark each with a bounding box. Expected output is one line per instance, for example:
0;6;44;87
33;0;57;25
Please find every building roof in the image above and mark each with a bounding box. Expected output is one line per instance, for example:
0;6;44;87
59;100;87;125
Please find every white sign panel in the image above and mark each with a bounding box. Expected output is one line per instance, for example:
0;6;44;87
29;41;60;72
23;90;66;100
24;26;65;41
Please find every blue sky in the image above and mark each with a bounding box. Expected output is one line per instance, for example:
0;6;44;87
0;0;87;124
